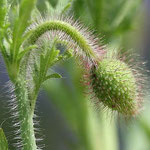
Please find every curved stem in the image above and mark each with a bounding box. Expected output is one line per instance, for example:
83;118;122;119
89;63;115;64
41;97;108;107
15;77;37;150
16;20;100;149
27;20;98;62
24;20;99;115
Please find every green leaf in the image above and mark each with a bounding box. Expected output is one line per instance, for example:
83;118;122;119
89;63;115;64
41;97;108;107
86;0;102;30
0;0;7;28
18;45;37;61
63;49;73;60
44;73;62;81
0;128;8;150
49;49;60;65
61;2;71;15
12;0;37;58
110;0;141;30
45;0;71;15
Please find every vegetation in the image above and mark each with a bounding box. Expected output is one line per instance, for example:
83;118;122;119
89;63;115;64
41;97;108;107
0;0;149;150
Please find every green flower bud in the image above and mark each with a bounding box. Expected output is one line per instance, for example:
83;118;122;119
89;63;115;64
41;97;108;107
90;59;141;117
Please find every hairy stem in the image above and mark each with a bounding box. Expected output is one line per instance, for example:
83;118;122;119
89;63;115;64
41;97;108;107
24;20;99;115
30;87;39;114
15;20;100;149
27;20;98;61
15;77;37;150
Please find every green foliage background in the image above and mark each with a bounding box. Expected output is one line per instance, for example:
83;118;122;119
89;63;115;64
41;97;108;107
0;0;150;150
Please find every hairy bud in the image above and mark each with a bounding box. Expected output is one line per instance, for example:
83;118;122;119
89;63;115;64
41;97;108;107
89;58;145;117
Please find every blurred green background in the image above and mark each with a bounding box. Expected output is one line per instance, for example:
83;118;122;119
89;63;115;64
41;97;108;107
0;0;150;150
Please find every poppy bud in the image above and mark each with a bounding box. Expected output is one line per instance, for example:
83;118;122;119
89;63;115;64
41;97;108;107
90;58;144;117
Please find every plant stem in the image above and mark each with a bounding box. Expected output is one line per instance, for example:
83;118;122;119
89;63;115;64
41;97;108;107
27;21;98;62
15;77;37;150
30;87;39;114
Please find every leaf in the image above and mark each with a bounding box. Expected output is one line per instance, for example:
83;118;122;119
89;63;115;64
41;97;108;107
63;49;73;60
44;73;62;81
45;0;71;15
0;0;7;28
61;2;71;15
86;0;102;30
0;128;8;150
110;0;141;30
12;0;37;58
18;45;37;61
48;49;60;66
